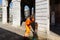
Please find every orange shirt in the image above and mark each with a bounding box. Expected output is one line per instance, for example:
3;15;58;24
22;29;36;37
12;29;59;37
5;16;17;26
25;18;31;26
25;18;31;35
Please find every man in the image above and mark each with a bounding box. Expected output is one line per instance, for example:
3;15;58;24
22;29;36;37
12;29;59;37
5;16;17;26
30;16;38;40
24;16;31;40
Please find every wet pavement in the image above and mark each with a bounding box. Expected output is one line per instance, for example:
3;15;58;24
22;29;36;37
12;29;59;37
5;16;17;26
0;28;24;40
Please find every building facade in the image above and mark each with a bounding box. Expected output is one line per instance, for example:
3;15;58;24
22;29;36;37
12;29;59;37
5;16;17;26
2;0;50;38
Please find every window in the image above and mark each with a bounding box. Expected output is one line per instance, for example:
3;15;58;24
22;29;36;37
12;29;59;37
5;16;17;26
24;5;29;18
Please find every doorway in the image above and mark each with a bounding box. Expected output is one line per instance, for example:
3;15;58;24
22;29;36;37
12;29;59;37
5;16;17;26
20;0;35;25
9;2;13;24
7;0;12;23
24;5;30;19
6;0;13;24
50;0;60;35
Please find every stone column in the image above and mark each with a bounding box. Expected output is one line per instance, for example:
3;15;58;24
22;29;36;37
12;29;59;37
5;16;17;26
47;0;50;39
2;0;8;24
36;0;50;38
12;0;21;27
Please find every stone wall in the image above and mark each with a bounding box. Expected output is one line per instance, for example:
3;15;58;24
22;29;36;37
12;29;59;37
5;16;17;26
36;0;50;38
12;0;21;27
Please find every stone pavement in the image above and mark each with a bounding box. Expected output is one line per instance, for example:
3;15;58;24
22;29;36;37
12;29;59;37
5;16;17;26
0;22;33;40
49;31;60;40
0;22;26;36
0;22;60;40
0;22;47;40
0;28;24;40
